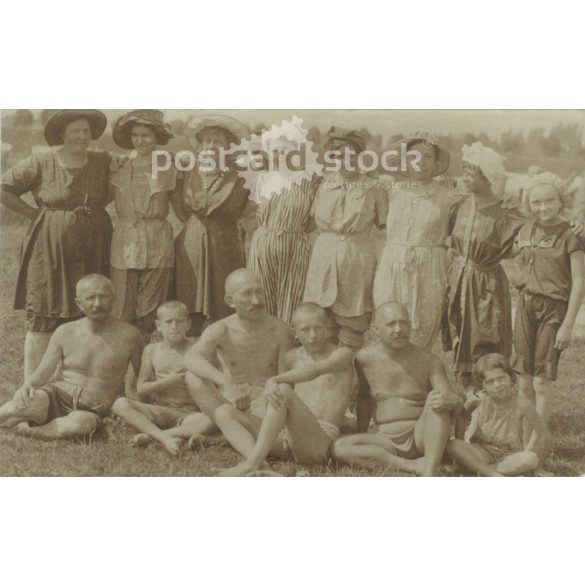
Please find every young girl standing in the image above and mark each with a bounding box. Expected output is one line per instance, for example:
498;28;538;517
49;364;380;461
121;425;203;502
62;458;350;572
512;172;585;443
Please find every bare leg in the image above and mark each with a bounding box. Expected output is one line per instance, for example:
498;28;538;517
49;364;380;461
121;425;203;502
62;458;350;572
218;403;287;476
185;373;226;421
214;404;263;458
24;332;51;383
533;377;553;425
0;390;50;428
496;451;539;476
414;405;452;477
17;411;98;440
112;397;182;455
164;412;218;439
331;433;425;475
447;439;502;477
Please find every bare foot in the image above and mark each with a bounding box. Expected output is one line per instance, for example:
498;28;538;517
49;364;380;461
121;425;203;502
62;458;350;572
187;434;205;451
534;468;554;477
387;454;426;476
14;422;31;435
247;469;283;477
161;436;183;455
131;433;151;447
214;464;255;477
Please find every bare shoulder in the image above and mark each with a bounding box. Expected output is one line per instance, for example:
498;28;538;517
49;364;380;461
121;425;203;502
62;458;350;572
355;342;381;365
111;320;143;347
411;344;441;369
329;344;354;366
284;346;300;369
268;315;294;342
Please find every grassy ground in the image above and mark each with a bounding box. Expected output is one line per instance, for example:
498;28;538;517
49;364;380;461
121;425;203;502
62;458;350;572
0;222;583;477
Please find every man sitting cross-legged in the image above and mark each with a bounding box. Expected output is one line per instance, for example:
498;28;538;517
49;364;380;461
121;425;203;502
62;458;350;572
184;269;295;451
112;301;217;455
216;302;354;476
331;302;462;476
0;274;144;439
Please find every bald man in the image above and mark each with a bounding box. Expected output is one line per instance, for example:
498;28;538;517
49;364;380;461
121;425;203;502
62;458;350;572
0;274;144;439
331;302;462;476
184;269;295;434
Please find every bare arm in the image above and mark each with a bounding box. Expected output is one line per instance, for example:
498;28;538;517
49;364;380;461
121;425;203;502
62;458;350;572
464;407;481;442
355;358;373;433
0;189;39;220
427;358;463;413
28;330;64;389
184;326;229;387
273;347;353;385
136;346;184;399
555;250;585;350
124;332;145;399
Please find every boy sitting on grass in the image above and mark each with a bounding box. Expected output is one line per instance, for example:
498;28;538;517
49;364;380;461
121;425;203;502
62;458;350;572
447;353;550;477
112;301;216;455
216;302;354;476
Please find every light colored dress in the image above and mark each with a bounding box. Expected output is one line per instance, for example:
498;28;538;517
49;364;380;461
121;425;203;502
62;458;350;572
303;173;387;344
110;157;181;323
373;180;453;348
247;173;314;323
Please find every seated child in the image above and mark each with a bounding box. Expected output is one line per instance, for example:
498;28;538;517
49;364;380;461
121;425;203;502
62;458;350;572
215;302;354;476
447;353;549;477
112;301;216;455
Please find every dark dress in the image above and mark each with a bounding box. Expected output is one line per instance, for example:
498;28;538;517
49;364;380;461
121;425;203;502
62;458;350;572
175;169;252;321
445;195;526;377
1;151;113;331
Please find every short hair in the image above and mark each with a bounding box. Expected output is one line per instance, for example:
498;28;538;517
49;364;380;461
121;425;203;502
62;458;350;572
224;268;262;296
75;274;114;297
156;301;189;320
291;302;329;327
374;301;410;323
473;353;516;390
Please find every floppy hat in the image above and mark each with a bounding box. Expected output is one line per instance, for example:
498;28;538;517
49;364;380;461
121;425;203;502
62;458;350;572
390;131;451;178
324;127;367;153
44;109;107;146
186;114;249;145
113;109;174;150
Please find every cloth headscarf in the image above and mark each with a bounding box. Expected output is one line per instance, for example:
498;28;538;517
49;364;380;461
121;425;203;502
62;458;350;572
461;142;506;194
525;171;567;198
324;127;366;153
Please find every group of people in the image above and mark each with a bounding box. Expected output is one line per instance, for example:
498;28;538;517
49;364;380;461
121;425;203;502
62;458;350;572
0;109;583;476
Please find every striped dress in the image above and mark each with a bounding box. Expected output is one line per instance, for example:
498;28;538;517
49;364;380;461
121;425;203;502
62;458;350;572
247;173;314;323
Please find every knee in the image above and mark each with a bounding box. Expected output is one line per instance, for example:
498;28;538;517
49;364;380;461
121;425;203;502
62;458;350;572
330;436;353;461
533;378;551;397
59;411;99;437
446;438;462;457
112;397;130;414
523;451;539;470
214;403;236;425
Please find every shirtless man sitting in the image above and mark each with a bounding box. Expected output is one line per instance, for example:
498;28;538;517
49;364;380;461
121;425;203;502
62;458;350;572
331;302;462;476
216;302;354;476
184;269;295;447
0;274;144;439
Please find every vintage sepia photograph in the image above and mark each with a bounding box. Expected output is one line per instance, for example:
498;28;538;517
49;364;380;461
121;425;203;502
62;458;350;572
1;108;584;478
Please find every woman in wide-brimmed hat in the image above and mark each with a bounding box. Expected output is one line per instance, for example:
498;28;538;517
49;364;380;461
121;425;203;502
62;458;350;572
175;114;254;331
373;132;454;348
302;127;388;347
0;109;113;379
109;110;188;334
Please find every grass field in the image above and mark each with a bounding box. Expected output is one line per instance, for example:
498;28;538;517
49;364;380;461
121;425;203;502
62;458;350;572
0;221;583;477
